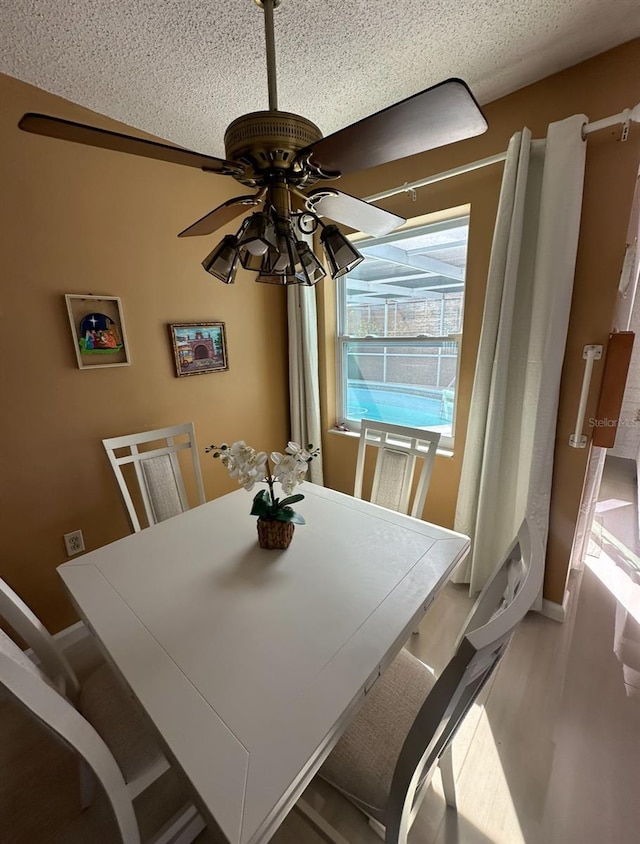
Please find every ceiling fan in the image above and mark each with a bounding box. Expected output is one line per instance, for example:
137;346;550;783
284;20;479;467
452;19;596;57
18;0;488;286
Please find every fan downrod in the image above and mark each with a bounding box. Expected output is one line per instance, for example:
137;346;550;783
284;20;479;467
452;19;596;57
254;0;281;111
224;0;329;189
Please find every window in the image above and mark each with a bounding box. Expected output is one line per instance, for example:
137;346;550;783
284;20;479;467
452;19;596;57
336;207;470;449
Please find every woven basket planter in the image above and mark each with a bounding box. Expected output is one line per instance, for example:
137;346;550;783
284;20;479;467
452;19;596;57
256;518;295;549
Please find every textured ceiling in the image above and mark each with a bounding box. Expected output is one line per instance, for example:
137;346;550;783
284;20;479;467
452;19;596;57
1;0;639;159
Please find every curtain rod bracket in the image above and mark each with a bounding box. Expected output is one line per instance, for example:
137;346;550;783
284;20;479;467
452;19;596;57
621;119;630;142
403;183;417;202
582;104;639;140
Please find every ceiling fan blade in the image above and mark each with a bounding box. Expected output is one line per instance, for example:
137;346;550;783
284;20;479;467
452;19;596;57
305;189;405;237
18;113;243;176
299;79;487;176
178;195;263;238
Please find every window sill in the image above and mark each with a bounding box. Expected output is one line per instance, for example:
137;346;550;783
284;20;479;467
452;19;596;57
326;427;455;459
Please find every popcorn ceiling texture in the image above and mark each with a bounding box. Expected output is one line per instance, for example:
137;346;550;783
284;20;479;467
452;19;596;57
1;0;638;157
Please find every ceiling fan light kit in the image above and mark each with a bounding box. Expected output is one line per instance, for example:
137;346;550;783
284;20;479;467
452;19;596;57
17;0;488;288
237;211;278;259
320;225;365;279
202;235;241;283
295;242;327;285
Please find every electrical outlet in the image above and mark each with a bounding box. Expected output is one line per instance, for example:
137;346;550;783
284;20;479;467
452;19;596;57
64;530;85;556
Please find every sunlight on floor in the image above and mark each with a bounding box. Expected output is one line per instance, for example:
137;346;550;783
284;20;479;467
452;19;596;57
595;497;634;514
453;704;529;844
586;530;640;625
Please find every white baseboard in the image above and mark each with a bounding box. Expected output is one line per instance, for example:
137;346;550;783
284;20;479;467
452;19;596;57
540;589;571;623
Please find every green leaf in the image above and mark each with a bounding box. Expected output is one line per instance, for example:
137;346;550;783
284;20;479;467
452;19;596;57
275;507;306;525
250;497;270;517
279;494;304;507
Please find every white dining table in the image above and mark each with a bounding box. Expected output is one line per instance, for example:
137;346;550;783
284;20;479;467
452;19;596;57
58;482;469;844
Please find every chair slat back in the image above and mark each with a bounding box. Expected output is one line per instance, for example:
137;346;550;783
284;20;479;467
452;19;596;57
385;520;544;843
0;644;140;843
102;423;206;533
0;577;79;699
373;449;415;514
354;420;441;519
140;454;185;523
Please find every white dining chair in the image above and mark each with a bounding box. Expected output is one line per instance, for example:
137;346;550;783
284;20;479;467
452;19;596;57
354;419;441;520
296;519;545;844
102;422;206;533
0;628;205;843
0;576;171;807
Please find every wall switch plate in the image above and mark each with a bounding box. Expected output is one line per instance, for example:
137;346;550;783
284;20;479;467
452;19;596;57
64;530;85;556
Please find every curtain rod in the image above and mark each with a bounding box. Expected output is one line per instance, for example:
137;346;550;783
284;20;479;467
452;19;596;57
366;102;640;204
582;102;640;137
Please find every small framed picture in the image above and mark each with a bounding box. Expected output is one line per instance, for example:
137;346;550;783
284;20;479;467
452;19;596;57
168;322;229;377
65;294;130;369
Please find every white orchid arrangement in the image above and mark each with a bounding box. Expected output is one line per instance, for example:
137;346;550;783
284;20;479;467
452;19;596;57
206;440;319;525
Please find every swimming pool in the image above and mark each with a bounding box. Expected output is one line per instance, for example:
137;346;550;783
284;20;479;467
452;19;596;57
346;384;449;429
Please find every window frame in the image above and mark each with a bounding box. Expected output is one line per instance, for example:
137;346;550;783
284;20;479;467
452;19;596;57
335;208;470;451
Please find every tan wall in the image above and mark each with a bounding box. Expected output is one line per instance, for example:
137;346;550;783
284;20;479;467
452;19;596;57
0;74;290;632
318;39;640;604
2;40;638;631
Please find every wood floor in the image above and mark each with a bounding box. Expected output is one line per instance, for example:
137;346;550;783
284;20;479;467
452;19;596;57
269;458;640;844
4;465;640;842
265;568;640;844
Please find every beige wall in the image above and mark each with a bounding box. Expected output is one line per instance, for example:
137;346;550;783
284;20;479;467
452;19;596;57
2;40;639;631
0;74;290;632
318;39;640;604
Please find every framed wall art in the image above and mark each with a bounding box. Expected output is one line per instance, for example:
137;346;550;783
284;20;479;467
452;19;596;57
65;294;130;369
168;322;228;377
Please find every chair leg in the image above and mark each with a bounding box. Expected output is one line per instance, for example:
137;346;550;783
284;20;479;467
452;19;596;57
438;745;457;810
294;799;352;844
368;817;386;840
79;759;97;809
148;802;205;844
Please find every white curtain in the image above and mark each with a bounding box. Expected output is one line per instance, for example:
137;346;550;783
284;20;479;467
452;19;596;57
454;115;587;593
288;283;324;484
